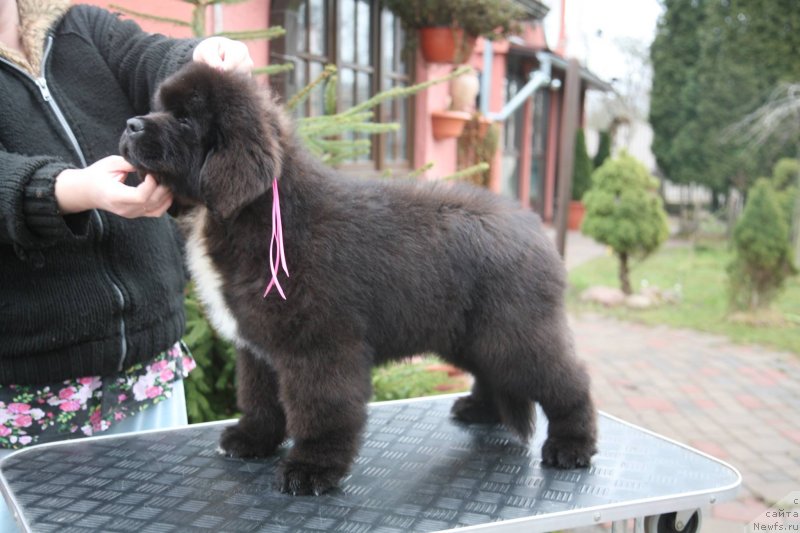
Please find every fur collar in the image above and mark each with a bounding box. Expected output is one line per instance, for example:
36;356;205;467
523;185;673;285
0;0;70;75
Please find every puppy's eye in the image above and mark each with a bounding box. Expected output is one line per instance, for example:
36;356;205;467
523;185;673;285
178;117;192;128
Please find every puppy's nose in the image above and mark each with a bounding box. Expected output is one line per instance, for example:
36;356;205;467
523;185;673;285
126;117;145;136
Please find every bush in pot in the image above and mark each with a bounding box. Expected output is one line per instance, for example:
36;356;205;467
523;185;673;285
569;128;593;230
384;0;526;63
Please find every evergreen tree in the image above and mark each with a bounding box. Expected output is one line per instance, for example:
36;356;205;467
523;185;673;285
572;129;593;201
728;179;796;310
592;130;611;170
770;158;800;246
649;0;706;188
650;0;800;200
695;0;800;195
772;158;800;191
582;152;669;294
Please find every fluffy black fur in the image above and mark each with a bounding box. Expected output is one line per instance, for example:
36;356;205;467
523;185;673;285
120;62;598;496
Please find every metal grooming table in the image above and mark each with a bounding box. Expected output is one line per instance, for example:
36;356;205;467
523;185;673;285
1;394;740;533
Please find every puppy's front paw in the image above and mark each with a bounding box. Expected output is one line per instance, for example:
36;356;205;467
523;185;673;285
541;436;596;469
219;422;282;458
277;460;342;496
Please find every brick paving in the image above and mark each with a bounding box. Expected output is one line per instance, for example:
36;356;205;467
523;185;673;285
558;229;800;532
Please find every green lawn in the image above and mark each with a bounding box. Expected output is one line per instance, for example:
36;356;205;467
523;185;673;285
371;356;471;402
567;241;800;354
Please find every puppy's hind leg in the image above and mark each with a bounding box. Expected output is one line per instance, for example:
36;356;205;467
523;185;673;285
532;317;598;469
219;346;287;458
465;313;596;466
452;374;536;442
451;378;502;425
274;343;372;496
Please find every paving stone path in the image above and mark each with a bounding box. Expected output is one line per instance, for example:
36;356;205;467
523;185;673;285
558;230;800;532
572;313;799;531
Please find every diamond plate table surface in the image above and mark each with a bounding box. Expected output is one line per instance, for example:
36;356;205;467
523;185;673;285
1;395;740;533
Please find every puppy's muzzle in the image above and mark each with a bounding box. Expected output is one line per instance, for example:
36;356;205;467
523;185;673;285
125;117;146;138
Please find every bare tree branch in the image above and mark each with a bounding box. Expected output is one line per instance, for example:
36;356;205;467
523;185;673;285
723;83;800;148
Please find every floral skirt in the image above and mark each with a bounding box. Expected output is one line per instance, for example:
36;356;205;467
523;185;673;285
0;342;196;449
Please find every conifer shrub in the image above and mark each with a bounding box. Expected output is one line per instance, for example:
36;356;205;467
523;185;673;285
572;128;593;201
582;151;669;294
593;130;611;169
728;179;796;310
770;158;799;233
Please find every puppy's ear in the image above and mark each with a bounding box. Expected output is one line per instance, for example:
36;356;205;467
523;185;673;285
199;141;280;219
197;75;288;219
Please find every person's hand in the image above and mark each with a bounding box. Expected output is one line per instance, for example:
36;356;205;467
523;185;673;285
192;37;254;75
54;156;173;218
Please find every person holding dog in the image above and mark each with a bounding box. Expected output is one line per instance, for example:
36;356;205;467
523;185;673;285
0;0;253;529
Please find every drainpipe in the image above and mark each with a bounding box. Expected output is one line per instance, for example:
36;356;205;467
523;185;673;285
479;40;493;115
488;52;555;122
213;3;224;33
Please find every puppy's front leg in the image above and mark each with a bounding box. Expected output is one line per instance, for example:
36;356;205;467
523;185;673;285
274;345;372;496
219;346;287;458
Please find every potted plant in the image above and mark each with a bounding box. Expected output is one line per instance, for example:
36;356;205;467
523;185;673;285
384;0;525;64
431;66;480;140
569;128;593;230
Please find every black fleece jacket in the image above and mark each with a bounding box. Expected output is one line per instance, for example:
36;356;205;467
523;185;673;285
0;6;198;384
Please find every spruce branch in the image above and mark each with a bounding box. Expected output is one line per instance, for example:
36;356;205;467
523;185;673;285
287;64;338;111
297;111;374;126
324;73;338;115
252;63;294;76
345;123;400;134
407;162;435;179
325;147;373;165
313;139;373;151
298;121;397;137
296;113;376;137
344;65;471;116
109;4;191;28
214;27;286;41
442;163;491;181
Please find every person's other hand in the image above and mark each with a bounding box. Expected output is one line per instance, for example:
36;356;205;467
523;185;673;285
55;156;173;218
193;36;254;75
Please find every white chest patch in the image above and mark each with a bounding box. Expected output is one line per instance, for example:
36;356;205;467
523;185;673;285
184;208;243;346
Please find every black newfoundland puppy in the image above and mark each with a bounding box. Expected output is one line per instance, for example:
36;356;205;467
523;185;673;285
120;62;597;496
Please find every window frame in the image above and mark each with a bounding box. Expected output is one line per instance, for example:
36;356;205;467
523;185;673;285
270;0;414;175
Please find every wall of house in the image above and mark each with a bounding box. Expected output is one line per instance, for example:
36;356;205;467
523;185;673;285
409;37;510;183
77;0;270;69
470;39;509;194
413;59;457;179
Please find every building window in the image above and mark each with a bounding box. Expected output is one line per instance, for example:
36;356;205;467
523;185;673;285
270;0;412;173
500;60;524;201
529;88;549;213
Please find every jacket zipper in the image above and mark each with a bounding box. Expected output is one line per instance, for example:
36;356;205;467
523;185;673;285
0;35;129;370
92;211;129;371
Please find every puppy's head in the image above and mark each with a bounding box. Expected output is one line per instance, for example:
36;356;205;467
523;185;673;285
120;62;285;219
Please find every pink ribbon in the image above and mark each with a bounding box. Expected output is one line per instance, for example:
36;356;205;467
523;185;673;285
263;179;289;299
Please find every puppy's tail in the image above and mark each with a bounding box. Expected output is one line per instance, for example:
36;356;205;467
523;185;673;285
495;394;534;442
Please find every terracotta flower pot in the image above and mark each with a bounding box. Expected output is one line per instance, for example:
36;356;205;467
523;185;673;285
431;110;472;140
419;27;477;64
568;200;586;230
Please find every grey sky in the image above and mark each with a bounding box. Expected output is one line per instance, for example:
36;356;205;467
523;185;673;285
542;0;664;81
